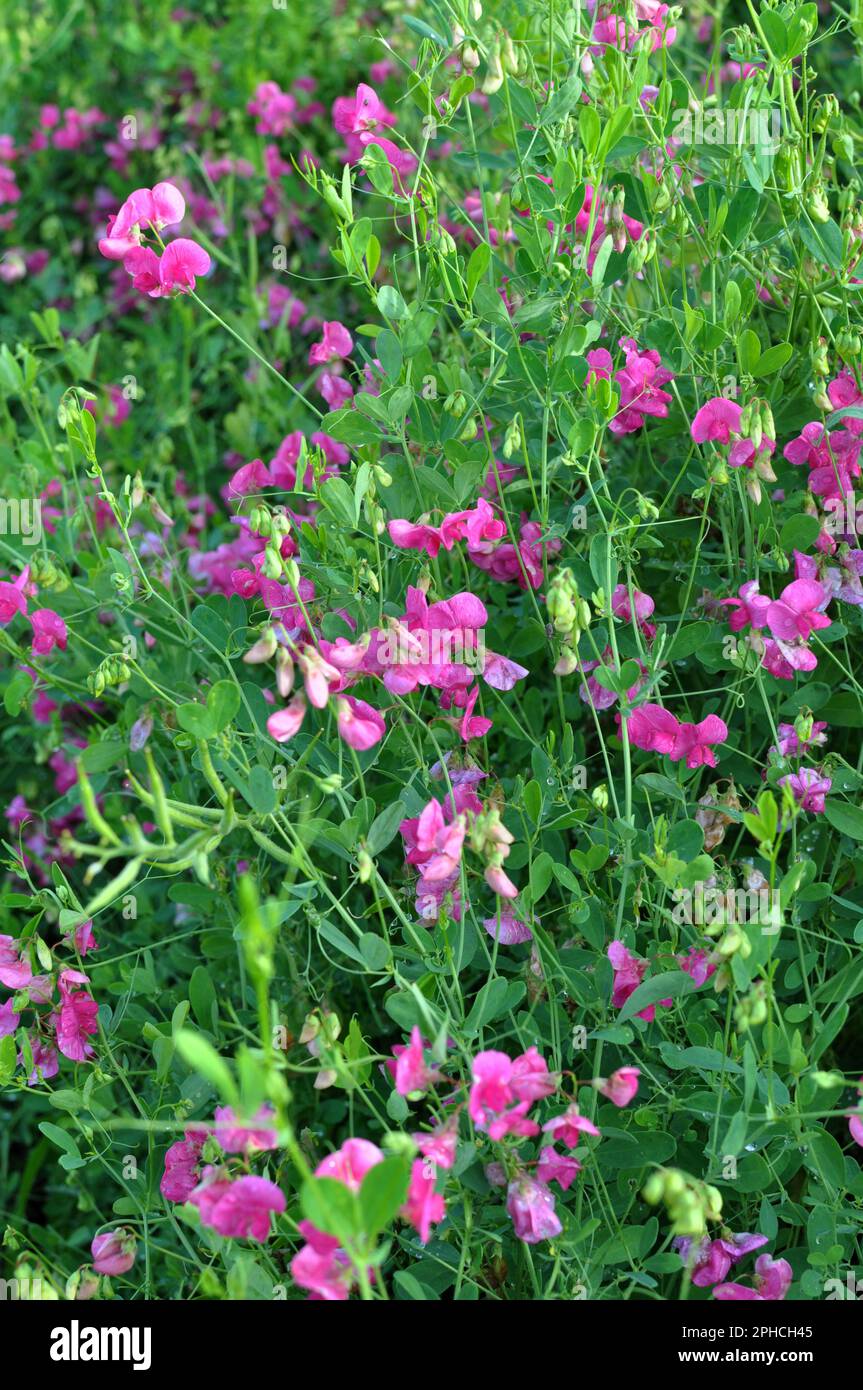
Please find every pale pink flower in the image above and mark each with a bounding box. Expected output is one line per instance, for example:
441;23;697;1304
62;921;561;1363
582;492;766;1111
401;1158;445;1244
91;1228;137;1276
537;1147;581;1191
506;1175;562;1244
336;696;385;750
597;1066;641;1108
267;692;307;742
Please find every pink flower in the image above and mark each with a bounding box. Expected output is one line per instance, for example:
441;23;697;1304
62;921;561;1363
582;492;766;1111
0;934;32;989
55;987;99;1061
541;1104;601;1149
0;568;30;625
611;583;655;636
267;692;307;742
157;237;211;294
393;1026;441;1097
679;946;716;987
213;1104;278;1154
849;1114;863;1148
627;703;680;755
721;580;771;632
597;1066;640;1108
779;767;831;814
484;863;519;898
190;1170;286;1241
160;1129;207;1202
0;998;20;1037
401;1159;445;1243
669;714;729;769
482;907;533;945
691;396;743;444
414;1121;458;1171
315;1137;385;1190
675;1231;768;1287
336;696;385;750
714;1253;792;1301
29;608;67;655
511;1046;557;1103
91;1228;137;1276
291;1234;353;1300
506;1175;562;1244
608;939;671;1021
469;1050;514;1126
766;579;831;643
98;182;185;259
537;1147;581;1191
308;320;353;366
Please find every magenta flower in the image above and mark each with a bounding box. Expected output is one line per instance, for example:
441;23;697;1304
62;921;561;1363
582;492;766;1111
766;578;831;643
158;237;211;294
537;1147;582;1191
190;1170;286;1241
714;1253;792;1301
267;692;307;743
691;396;742;444
597;1066;641;1108
393;1026;441;1097
213;1104;278;1154
0;934;32;989
627;703;680;755
779;766;832;814
0;568;30;625
91;1228;137;1276
54;987;99;1061
160;1129;207;1203
675;1231;768;1287
542;1104;601;1149
401;1159;445;1244
608;940;672;1021
414;1121;458;1171
315;1137;385;1190
850;1114;863;1148
482;907;533;945
720;579;771;632
506;1175;562;1244
0;998;20;1037
308;320;353;366
29;608;67;655
98;181;185;260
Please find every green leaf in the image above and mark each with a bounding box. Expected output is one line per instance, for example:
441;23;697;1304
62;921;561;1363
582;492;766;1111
207;680;241;732
189;966;217;1030
753;342;792;378
366;800;406;856
301;1176;361;1243
616;970;695;1024
823;800;863;841
529;851;555;903
466;243;491;299
177;703;216;740
359;1156;411;1235
464;977;511;1035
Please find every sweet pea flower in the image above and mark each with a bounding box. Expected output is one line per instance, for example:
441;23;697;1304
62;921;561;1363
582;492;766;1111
849;1113;863;1148
0;568;30;625
392;1026;441;1097
627;702;680;755
713;1253;792;1301
336;696;385;750
597;1066;641;1108
98;182;186;260
674;1231;769;1287
541;1104;601;1149
190;1170;286;1241
537;1147;582;1191
482;907;533;944
160;1129;207;1202
414;1120;458;1171
158;237;211;293
766;579;831;643
720;580;771;632
400;1159;445;1244
267;692;307;742
29;608;67;655
611;583;656;637
315;1137;385;1190
0;934;32;989
506;1175;562;1244
608;939;672;1021
691;397;742;445
308;321;353;366
213;1104;278;1154
91;1229;137;1277
779;767;831;814
55;987;99;1061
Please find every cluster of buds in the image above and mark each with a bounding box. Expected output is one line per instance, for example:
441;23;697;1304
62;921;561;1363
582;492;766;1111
444;389;468;418
87;653;131;697
836;328;862;367
481;32;524;94
629;229;657;274
468;804;518;898
642;1167;723;1238
735;982;768;1033
248;503;292;542
27;551;69;592
547;568;591;639
811;337;831;410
